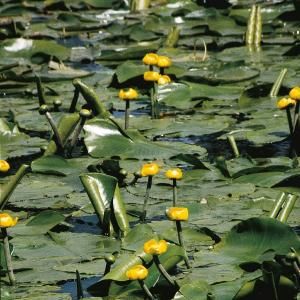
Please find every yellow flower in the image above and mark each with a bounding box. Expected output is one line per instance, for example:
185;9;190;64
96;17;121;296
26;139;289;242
0;160;10;173
144;71;160;82
166;207;188;221
142;53;158;66
277;98;296;110
0;213;18;228
140;163;160;177
118;88;138;100
165;168;183;180
144;239;168;255
157;75;171;85
126;265;148;280
289;87;300;100
157;56;172;68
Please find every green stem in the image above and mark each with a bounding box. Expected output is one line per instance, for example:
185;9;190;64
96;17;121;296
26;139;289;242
45;112;64;151
278;194;298;223
140;176;152;222
1;228;15;285
153;82;159;119
269;68;288;97
0;164;29;210
227;135;239;158
35;75;46;106
76;270;84;299
125;100;130;130
245;5;256;45
254;5;262;46
293;102;299;131
262;265;279;300
69;87;80;113
172;179;177;206
104;263;111;275
269;192;286;219
150;83;155;119
138;280;155;300
160;67;164;75
68;118;86;155
153;255;177;287
286;107;294;135
176;221;191;269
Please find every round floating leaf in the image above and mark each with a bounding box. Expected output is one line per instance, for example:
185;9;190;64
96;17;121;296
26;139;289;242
31;155;78;176
215;217;300;263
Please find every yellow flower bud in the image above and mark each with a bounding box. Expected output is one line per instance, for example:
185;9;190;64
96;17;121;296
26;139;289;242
157;56;172;68
166;207;188;221
140;163;160;177
0;160;10;173
277;98;296;110
0;213;18;228
144;71;160;82
165;168;183;180
289;87;300;100
118;88;138;100
126;265;148;280
157;75;171;85
143;239;168;255
142;53;158;66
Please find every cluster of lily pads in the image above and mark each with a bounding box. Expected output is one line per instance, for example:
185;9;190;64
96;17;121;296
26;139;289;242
1;0;300;299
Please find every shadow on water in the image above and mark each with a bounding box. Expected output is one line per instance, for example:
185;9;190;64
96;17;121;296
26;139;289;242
60;276;100;299
156;131;292;161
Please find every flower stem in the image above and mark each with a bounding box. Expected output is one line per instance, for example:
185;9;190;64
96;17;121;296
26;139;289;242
0;164;29;210
269;192;286;219
76;270;84;299
138;279;155;300
278;194;298;223
153;82;159;119
45;111;64;151
293;102;299;131
69;87;80;113
176;221;191;269
153;255;177;287
227;135;239;158
172;179;177;206
140;176;152;222
125;100;130;130
1;228;16;285
150;83;155;119
286;107;294;135
269;68;287;97
68;116;87;155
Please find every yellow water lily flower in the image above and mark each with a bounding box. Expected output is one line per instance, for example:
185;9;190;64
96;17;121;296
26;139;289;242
157;56;172;68
144;239;168;255
157;75;171;85
289;87;300;100
142;53;158;66
126;265;148;280
166;207;189;221
118;88;138;100
165;168;183;180
144;71;160;82
0;213;18;228
140;163;160;177
0;160;10;173
277;98;296;109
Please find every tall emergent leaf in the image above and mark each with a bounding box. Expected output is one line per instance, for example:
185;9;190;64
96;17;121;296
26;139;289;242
80;173;129;237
